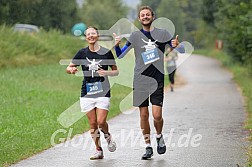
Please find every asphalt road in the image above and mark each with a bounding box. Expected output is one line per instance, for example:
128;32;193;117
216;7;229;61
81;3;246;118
13;55;249;167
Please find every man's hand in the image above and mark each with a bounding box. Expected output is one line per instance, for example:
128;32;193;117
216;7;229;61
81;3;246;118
171;35;179;48
113;33;121;46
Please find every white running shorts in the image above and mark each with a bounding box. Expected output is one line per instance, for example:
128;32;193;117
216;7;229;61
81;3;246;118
80;97;110;113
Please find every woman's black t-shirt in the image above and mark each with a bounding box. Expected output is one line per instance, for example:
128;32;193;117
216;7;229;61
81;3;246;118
72;46;116;98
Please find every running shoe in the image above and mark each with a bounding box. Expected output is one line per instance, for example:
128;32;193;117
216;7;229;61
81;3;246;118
90;147;104;160
141;147;153;160
156;134;166;154
106;135;116;152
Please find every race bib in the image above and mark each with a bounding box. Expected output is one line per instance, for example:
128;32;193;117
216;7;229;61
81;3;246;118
141;48;160;65
86;82;103;95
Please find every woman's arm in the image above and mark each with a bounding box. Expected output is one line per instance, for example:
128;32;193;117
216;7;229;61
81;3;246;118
96;65;119;77
66;63;78;74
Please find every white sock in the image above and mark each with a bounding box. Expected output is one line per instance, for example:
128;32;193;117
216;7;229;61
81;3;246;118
156;134;162;138
146;143;152;148
104;133;110;139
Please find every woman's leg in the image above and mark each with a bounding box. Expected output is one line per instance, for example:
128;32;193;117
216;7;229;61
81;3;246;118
168;67;176;91
86;109;101;149
96;108;109;134
96;108;117;152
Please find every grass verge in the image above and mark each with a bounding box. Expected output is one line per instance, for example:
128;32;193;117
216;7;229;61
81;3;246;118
0;63;132;166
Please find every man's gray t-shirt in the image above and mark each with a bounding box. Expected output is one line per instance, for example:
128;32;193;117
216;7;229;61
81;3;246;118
125;28;172;87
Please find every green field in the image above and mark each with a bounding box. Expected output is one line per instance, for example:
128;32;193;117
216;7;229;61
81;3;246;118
0;25;129;166
0;63;134;166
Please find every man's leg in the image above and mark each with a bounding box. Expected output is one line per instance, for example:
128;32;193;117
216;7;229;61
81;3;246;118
152;105;163;135
139;106;151;145
150;82;166;155
139;106;154;160
133;86;153;159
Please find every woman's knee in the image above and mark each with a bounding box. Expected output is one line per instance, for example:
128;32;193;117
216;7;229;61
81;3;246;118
89;119;98;129
97;119;106;127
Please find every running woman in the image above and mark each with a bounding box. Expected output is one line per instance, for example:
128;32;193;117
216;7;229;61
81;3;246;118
113;6;184;160
66;26;118;160
165;47;178;92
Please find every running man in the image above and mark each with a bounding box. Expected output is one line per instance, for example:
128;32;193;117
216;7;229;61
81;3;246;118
66;26;118;160
113;6;184;160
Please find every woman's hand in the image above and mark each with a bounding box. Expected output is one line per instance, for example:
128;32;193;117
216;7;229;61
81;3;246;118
66;66;78;74
97;65;119;77
96;69;107;76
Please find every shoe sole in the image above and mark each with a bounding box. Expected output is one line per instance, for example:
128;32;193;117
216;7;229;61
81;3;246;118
157;146;166;154
108;146;116;152
90;156;104;160
142;157;152;160
141;154;153;160
157;151;166;154
141;157;152;160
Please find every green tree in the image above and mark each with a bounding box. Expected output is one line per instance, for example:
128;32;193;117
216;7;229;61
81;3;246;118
0;0;10;25
140;0;162;14
0;0;79;33
34;0;79;33
156;0;186;39
79;0;128;30
178;0;203;46
155;0;203;47
214;0;252;64
201;0;221;27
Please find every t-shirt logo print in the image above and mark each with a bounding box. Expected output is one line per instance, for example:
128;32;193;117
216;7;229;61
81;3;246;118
141;39;157;51
86;57;102;78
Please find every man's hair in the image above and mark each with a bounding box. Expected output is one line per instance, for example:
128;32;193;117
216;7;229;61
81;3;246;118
84;26;99;36
138;6;155;17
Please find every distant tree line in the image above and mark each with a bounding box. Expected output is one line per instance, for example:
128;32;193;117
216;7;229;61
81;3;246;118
0;0;250;65
78;0;128;30
202;0;252;65
141;0;252;65
0;0;128;33
0;0;79;33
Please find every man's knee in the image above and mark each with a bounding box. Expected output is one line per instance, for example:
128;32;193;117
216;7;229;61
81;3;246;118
153;114;163;122
140;110;149;120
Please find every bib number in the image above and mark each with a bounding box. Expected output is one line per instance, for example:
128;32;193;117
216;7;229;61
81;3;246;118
141;48;160;65
86;82;103;95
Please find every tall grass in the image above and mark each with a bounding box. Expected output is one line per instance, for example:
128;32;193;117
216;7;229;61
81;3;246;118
0;25;84;68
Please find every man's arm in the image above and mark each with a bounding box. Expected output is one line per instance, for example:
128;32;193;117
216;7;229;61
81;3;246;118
113;33;132;59
115;44;130;58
